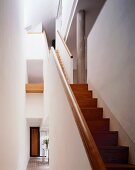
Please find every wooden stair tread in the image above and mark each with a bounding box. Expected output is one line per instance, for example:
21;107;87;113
72;90;93;95
92;131;118;134
106;163;135;170
106;163;135;168
99;145;129;150
70;84;89;93
74;93;93;99
70;84;88;89
81;107;103;112
77;98;97;102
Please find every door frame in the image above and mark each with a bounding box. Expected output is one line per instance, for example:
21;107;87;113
30;127;40;157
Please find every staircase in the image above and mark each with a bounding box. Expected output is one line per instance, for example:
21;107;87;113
70;84;135;170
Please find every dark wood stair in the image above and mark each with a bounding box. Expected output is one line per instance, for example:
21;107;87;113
106;163;135;170
87;118;110;131
99;146;129;164
70;84;135;170
77;98;97;107
92;131;118;146
81;108;103;120
74;92;93;98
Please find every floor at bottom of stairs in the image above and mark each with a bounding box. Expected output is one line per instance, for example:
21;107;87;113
27;157;49;170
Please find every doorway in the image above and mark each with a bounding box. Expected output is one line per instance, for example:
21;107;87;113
30;127;40;157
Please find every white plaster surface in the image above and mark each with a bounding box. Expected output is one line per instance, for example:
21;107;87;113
87;0;135;150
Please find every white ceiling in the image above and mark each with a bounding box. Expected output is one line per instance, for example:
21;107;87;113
27;60;43;83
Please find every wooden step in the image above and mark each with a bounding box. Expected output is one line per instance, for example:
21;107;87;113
77;98;97;108
70;84;88;91
92;131;118;146
70;84;88;90
73;91;93;98
81;108;103;120
81;107;103;114
70;83;135;168
99;146;129;164
76;96;95;103
106;163;135;170
72;90;93;95
87;118;110;131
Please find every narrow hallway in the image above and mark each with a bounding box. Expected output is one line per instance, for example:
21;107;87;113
27;158;49;170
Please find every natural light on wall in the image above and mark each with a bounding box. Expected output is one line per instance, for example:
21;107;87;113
26;33;45;59
24;0;43;28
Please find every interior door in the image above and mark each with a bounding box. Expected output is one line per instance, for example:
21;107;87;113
30;127;40;157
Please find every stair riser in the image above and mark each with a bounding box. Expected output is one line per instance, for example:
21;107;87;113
87;120;110;131
83;112;103;120
92;132;118;146
81;108;103;114
81;108;103;120
76;98;97;104
78;100;97;108
99;148;129;164
70;84;88;91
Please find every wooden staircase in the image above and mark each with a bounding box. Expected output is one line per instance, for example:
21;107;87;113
70;84;135;170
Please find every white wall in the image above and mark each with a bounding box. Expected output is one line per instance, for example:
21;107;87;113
0;0;29;169
24;0;58;27
26;94;43;118
26;33;45;60
41;32;50;129
87;0;135;162
27;23;42;33
43;47;92;170
24;0;59;44
61;0;78;39
24;0;46;27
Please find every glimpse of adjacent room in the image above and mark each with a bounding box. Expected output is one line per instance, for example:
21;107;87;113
25;27;49;166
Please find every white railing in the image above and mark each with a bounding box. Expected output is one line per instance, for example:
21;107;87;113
56;31;73;83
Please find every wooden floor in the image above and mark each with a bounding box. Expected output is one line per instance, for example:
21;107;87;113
27;157;49;170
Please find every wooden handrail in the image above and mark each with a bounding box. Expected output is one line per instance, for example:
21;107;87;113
57;31;73;58
50;47;106;170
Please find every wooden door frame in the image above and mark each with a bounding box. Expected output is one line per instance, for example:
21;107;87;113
30;127;40;157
